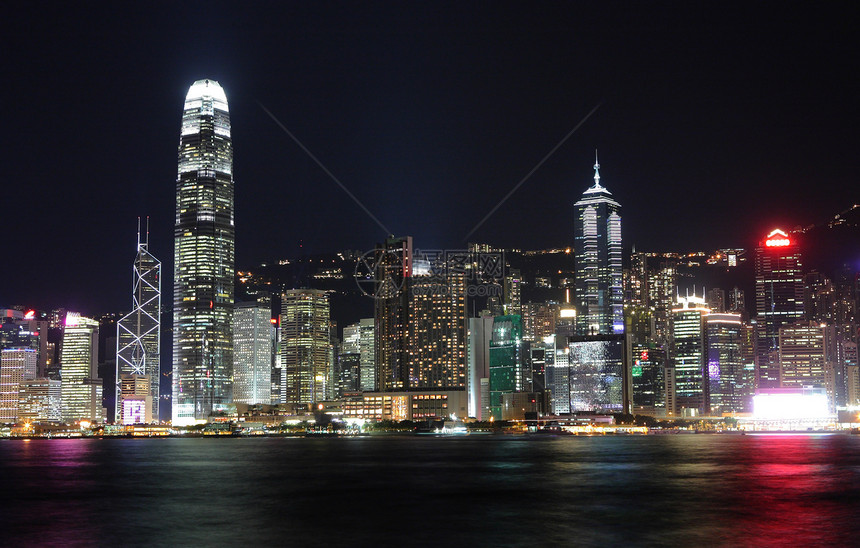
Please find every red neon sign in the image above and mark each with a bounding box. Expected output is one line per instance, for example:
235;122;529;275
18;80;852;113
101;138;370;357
764;229;791;247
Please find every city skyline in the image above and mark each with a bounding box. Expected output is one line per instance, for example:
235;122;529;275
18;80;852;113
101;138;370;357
2;3;857;314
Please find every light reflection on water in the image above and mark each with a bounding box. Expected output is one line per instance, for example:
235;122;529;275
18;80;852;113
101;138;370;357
2;435;859;546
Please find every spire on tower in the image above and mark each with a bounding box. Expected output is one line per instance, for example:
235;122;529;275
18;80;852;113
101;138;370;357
593;149;601;188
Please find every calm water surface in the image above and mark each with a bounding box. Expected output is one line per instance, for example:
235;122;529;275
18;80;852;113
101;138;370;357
2;434;860;546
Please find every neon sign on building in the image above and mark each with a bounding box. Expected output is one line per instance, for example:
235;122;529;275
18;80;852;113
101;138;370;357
764;228;791;247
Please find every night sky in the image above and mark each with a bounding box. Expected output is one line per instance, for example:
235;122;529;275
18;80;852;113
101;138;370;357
2;2;857;315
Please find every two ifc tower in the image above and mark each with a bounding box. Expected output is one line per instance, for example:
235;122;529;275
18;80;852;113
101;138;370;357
116;80;234;426
116;79;623;425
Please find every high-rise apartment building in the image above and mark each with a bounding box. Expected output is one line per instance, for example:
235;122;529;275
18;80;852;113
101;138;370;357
574;153;623;335
281;290;330;407
233;301;274;405
173;79;235;425
60;313;103;424
755;228;803;389
116;221;161;423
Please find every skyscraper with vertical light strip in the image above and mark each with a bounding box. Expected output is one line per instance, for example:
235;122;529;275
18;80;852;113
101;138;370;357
173;79;235;425
574;153;623;335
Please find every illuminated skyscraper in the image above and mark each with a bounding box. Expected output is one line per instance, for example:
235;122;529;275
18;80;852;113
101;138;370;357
755;228;803;389
705;312;746;414
173;79;235;425
574;153;623;335
233;302;274;405
671;293;710;415
60;313;103;424
373;236;413;391
281;290;330;407
116;220;161;423
488;315;529;419
408;272;468;390
358;318;375;392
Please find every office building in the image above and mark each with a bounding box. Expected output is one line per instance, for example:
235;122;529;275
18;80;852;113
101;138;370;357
358;318;375;391
755;228;803;389
573;153;623;335
567;334;628;413
1;311;49;377
60;313;103;424
116;220;161;423
467;314;494;420
630;342;666;416
281;289;330;407
173;79;235;425
233;301;274;405
671;294;710;415
779;321;834;390
705;313;746;414
488;315;530;419
0;348;37;422
18;378;61;423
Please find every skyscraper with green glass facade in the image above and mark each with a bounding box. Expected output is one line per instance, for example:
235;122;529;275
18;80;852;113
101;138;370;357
488;315;529;419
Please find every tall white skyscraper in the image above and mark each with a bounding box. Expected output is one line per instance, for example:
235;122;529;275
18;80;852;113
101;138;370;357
116;219;161;423
573;152;623;335
173;79;235;425
233;302;274;405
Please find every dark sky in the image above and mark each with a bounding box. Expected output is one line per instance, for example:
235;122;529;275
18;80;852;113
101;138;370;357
2;2;857;314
